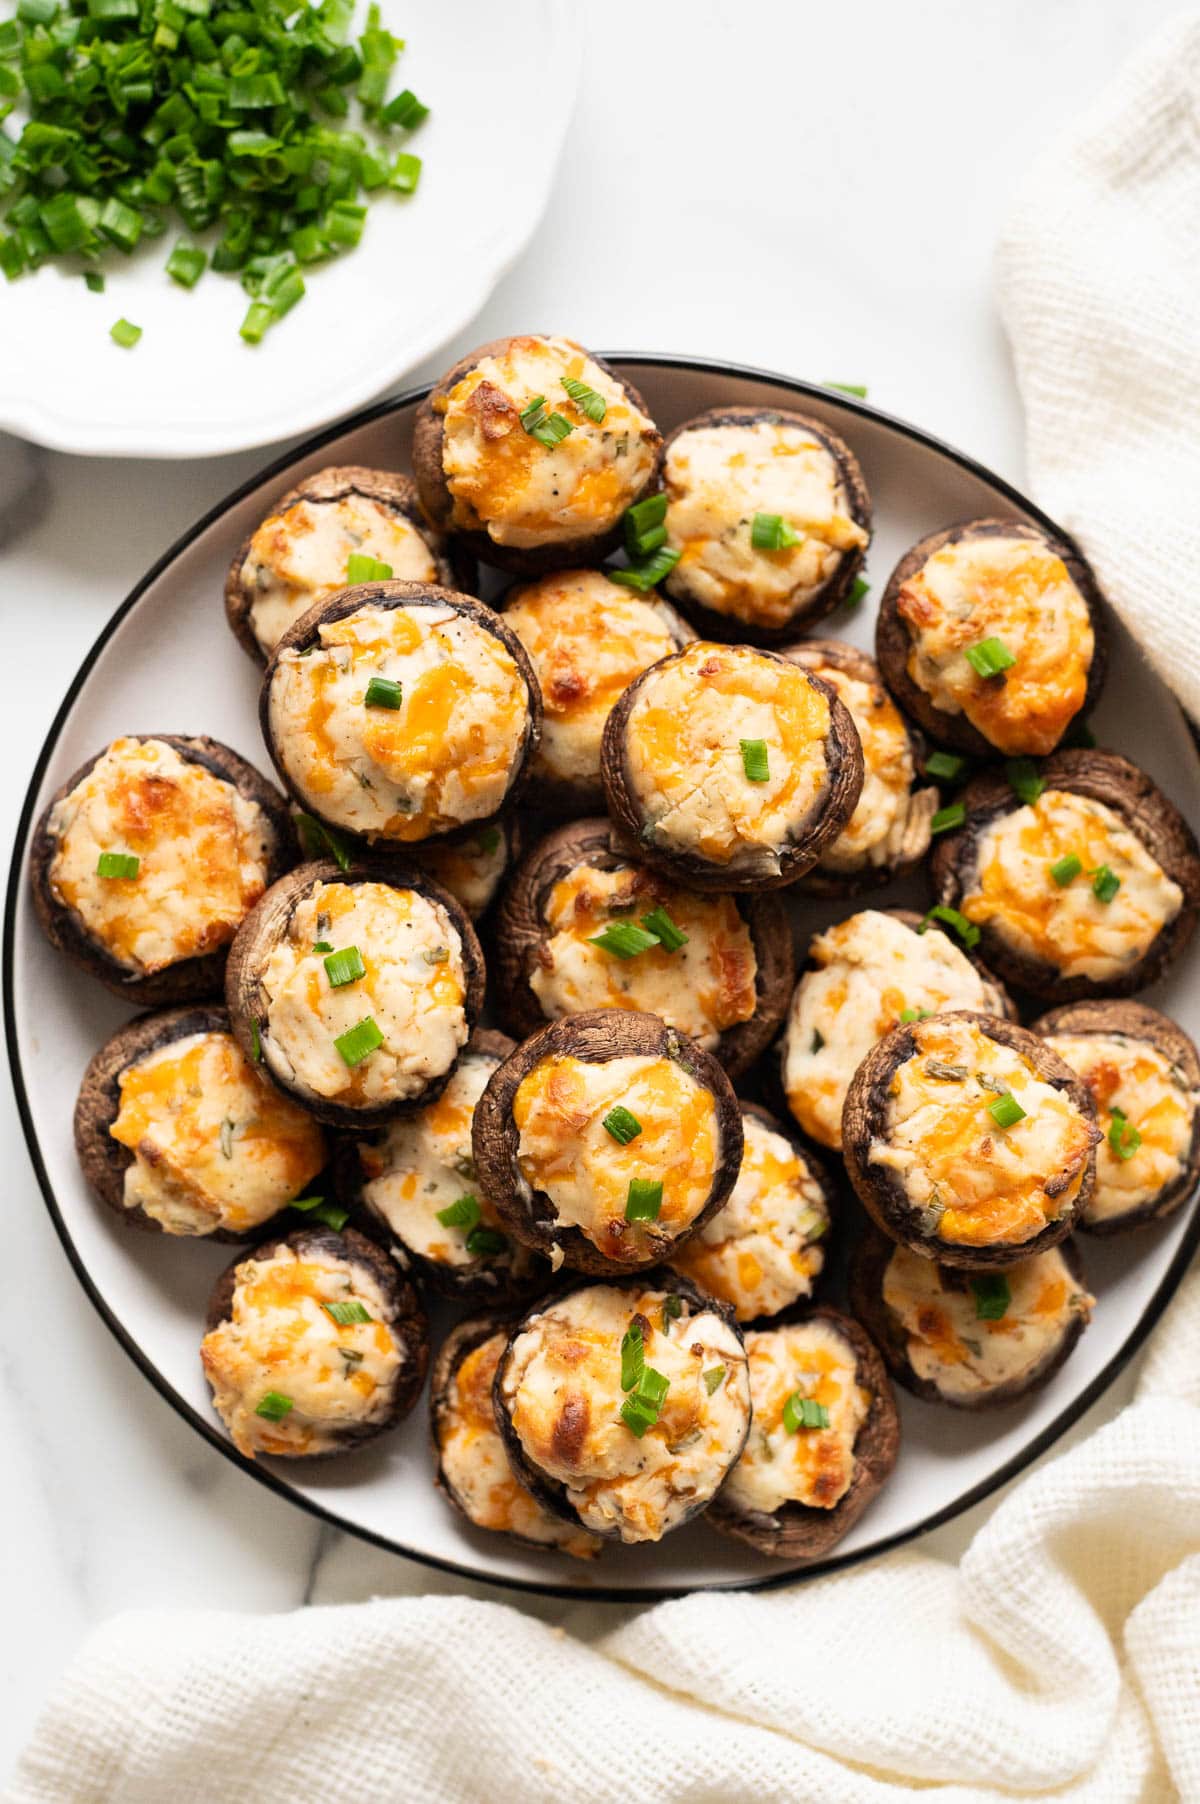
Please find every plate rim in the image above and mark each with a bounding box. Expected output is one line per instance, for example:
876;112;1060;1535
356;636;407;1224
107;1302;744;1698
7;352;1199;1604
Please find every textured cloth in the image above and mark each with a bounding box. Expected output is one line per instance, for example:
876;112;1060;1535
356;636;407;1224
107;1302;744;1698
11;17;1200;1804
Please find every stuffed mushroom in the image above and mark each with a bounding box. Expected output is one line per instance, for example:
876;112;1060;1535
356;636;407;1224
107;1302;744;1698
75;1004;327;1239
875;518;1107;755
225;858;485;1129
931;751;1200;1002
780;908;1013;1151
670;1104;835;1322
601;641;864;891
472;1010;743;1276
658;406;870;643
842;1011;1100;1269
1033;1000;1200;1235
781;640;938;894
430;1313;602;1559
499;568;695;812
338;1029;551;1305
261;581;541;848
848;1226;1094;1409
493;817;794;1080
29;735;293;1007
412;334;662;574
706;1308;899;1561
493;1272;751;1544
225;465;465;666
201;1225;428;1460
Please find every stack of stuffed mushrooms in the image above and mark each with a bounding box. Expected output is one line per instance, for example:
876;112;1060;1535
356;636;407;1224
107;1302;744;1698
37;332;1200;1569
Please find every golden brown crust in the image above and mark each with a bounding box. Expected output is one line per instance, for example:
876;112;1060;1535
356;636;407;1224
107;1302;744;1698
28;735;295;1007
930;750;1200;1001
874;517;1108;755
471;1009;744;1277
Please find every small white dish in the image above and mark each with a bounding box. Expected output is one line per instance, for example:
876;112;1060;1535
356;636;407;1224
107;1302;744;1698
0;0;580;459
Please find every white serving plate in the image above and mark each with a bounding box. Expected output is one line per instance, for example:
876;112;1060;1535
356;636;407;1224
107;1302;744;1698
0;0;579;459
7;356;1199;1601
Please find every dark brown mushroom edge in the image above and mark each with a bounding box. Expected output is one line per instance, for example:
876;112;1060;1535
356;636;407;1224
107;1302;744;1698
706;1307;899;1562
848;1225;1094;1409
74;1003;327;1240
780;640;938;895
28;734;294;1007
657;406;871;645
670;1103;837;1323
201;1225;428;1461
493;1271;751;1544
1032;1000;1200;1236
337;1028;553;1306
430;1312;602;1559
841;1010;1101;1271
224;465;470;667
224;857;485;1130
471;1010;744;1277
410;333;662;576
600;641;864;892
778;908;1014;1153
493;817;794;1081
930;751;1200;1003
260;580;542;849
875;517;1107;756
498;568;695;813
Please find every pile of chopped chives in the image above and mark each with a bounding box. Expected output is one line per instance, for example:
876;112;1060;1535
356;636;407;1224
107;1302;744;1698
0;0;427;342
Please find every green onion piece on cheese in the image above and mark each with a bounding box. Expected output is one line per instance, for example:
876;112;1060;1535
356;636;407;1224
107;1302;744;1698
639;906;687;952
323;1299;372;1325
334;1016;383;1067
602;1105;642;1145
347;553;394;584
971;1274;1011;1321
364;676;402;710
661;1293;683;1331
465;1226;507;1258
703;1365;726;1395
925;750;967;782
255;1391;294;1421
1092;864;1121;904
625;1178;663;1222
606;546;680;592
931;802;966;835
965;637;1016;678
783;1392;829;1432
1108;1106;1142;1161
740;738;770;783
620;1321;644;1392
96;851;139;879
988;1093;1027;1130
1050;853;1083;886
918;904;981;950
751;512;802;551
323;945;365;988
619;1394;658;1437
436;1194;481;1230
589;921;661;959
313;940;334;953
899;1007;931;1024
561;375;607;424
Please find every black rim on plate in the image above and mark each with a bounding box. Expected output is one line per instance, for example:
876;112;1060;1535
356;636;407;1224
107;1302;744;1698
6;353;1199;1605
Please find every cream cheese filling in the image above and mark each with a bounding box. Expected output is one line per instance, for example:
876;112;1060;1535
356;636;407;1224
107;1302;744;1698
1045;1031;1196;1222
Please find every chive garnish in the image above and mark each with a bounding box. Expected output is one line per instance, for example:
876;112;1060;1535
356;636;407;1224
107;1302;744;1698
323;945;365;988
347;554;394;584
250;1019;263;1063
783;1392;829;1432
606;545;681;592
825;381;868;398
964;637;1016;678
703;1365;726;1395
589;921;661;960
1005;757;1045;805
364;676;403;710
96;851;139;879
323;1299;372;1325
620;1321;644;1392
520;395;574;449
1108;1107;1142;1161
295;813;353;873
291;1195;349;1231
661;1293;682;1332
624;491;668;558
751;512;802;551
740;738;770;783
639;906;687;952
846;576;870;607
255;1391;293;1421
313;941;334;954
1050;853;1082;887
602;1105;642;1145
334;1016;383;1067
561;375;607;424
988;1093;1026;1130
380;88;428;130
918;905;981;950
931;802;966;835
899;1007;931;1024
971;1274;1011;1321
1092;865;1121;904
109;317;141;348
166;241;206;289
465;1226;506;1258
436;1194;480;1229
625;1178;663;1222
620;1361;670;1437
925;750;967;782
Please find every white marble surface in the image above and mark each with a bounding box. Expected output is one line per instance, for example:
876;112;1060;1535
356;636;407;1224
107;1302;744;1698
0;0;1186;1779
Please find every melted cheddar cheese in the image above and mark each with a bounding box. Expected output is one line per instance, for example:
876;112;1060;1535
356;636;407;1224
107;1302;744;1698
869;1016;1097;1248
881;1242;1093;1401
662;418;867;628
960;790;1183;983
48;738;273;974
410;824;508;920
623;643;834;869
200;1243;402;1458
438;1332;601;1558
436;337;659;549
512;1053;719;1262
529;863;757;1049
268;601;530;841
896;535;1093;754
240;493;438;658
1045;1031;1197;1224
504;570;691;791
500;1283;749;1542
110;1030;325;1236
671;1112;830;1320
783;911;1005;1150
807;664;935;876
722;1321;870;1515
261;880;467;1106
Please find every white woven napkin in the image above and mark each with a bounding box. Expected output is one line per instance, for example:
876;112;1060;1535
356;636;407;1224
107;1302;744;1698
10;16;1200;1803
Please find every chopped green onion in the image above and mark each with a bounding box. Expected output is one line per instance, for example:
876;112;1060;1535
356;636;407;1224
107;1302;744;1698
925;750;967;782
602;1105;642;1145
988;1093;1027;1130
334;1016;383;1067
751;512;802;551
323;945;365;988
918;905;981;950
110;317;141;348
1092;865;1121;904
625;1177;663;1222
520;395;574;449
389;153;422;194
606;546;680;592
436;1194;481;1230
465;1226;507;1258
239;303;274;346
561;375;606;424
703;1365;726;1395
323;1299;371;1325
1108;1106;1142;1161
1050;853;1082;886
364;676;403;710
312;941;334;954
964;637;1016;678
165;240;206;288
589;921;661;960
295;813;353;873
925;1058;968;1082
899;1007;931;1024
931;802;966;835
83;269;106;294
255;1391;293;1421
783;1392;829;1432
347;553;393;584
1006;758;1045;806
846;576;870;607
825;381;868;398
96;851;140;879
620;1323;644;1392
291;1196;349;1231
380;88;428;130
620;1394;658;1437
740;738;770;783
661;1293;682;1332
639;906;687;952
971;1274;1011;1321
624;491;668;558
250;1019;263;1063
